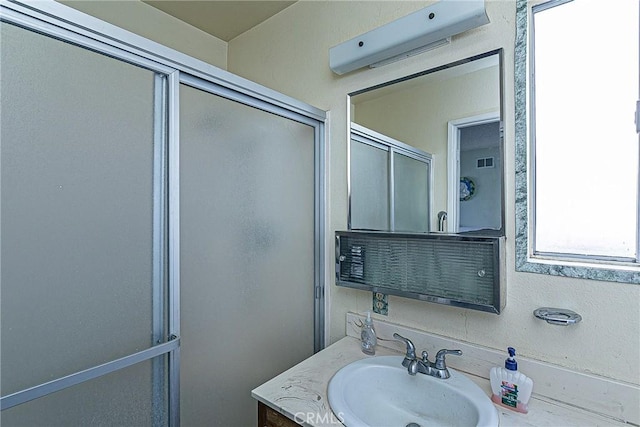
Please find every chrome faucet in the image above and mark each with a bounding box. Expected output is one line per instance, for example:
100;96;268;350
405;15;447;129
437;211;447;232
393;333;462;379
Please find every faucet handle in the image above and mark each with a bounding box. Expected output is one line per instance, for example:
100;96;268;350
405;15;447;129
393;333;417;360
435;349;462;369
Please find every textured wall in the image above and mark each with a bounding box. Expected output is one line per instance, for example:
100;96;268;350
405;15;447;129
228;0;639;385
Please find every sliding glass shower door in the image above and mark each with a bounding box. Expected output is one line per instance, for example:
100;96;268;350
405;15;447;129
1;21;177;425
1;3;325;425
179;82;319;426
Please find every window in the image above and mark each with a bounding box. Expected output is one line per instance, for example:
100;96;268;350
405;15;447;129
515;0;640;282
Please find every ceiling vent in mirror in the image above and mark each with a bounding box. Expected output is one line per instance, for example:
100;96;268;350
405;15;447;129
477;157;495;168
329;0;490;75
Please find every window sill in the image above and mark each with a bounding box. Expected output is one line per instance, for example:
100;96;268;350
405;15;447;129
517;254;640;284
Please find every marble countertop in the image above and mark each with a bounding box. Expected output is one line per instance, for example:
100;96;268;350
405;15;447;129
252;337;627;427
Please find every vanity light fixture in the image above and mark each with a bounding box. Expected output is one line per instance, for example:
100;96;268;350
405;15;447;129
329;0;490;75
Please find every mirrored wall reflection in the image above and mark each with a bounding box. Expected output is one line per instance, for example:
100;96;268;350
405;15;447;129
350;131;390;230
349;49;504;235
350;124;432;232
458;121;502;232
394;151;431;232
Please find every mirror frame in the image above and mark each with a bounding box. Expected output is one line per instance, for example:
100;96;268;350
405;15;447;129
347;48;505;235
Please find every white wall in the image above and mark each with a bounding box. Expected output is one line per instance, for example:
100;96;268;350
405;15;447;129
228;0;640;385
59;0;227;69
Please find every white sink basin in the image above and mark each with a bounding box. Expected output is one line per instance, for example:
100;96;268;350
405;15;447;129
328;356;499;427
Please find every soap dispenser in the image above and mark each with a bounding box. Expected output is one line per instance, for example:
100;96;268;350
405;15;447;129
490;347;533;413
360;311;377;355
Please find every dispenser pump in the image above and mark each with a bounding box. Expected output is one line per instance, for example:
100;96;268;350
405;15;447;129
364;311;373;326
505;346;518;371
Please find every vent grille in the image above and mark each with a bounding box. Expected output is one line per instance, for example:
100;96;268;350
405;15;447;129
476;157;495;168
336;232;502;312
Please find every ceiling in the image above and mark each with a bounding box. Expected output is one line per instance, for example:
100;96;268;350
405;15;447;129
142;1;296;42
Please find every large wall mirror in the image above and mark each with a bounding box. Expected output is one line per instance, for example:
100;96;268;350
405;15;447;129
348;49;504;235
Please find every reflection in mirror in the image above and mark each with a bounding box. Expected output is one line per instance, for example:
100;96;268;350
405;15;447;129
455;119;501;232
349;124;432;232
348;49;504;235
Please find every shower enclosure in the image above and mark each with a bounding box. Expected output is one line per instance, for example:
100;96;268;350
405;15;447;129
1;19;177;426
0;2;325;425
179;78;322;426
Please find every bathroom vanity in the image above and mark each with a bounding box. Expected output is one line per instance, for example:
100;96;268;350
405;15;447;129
253;315;634;427
258;402;299;427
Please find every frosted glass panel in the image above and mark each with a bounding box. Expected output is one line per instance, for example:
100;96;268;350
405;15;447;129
393;153;430;232
1;23;156;395
1;356;166;427
350;140;389;230
180;84;316;426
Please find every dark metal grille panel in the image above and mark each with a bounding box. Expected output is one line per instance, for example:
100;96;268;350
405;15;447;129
336;232;502;313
